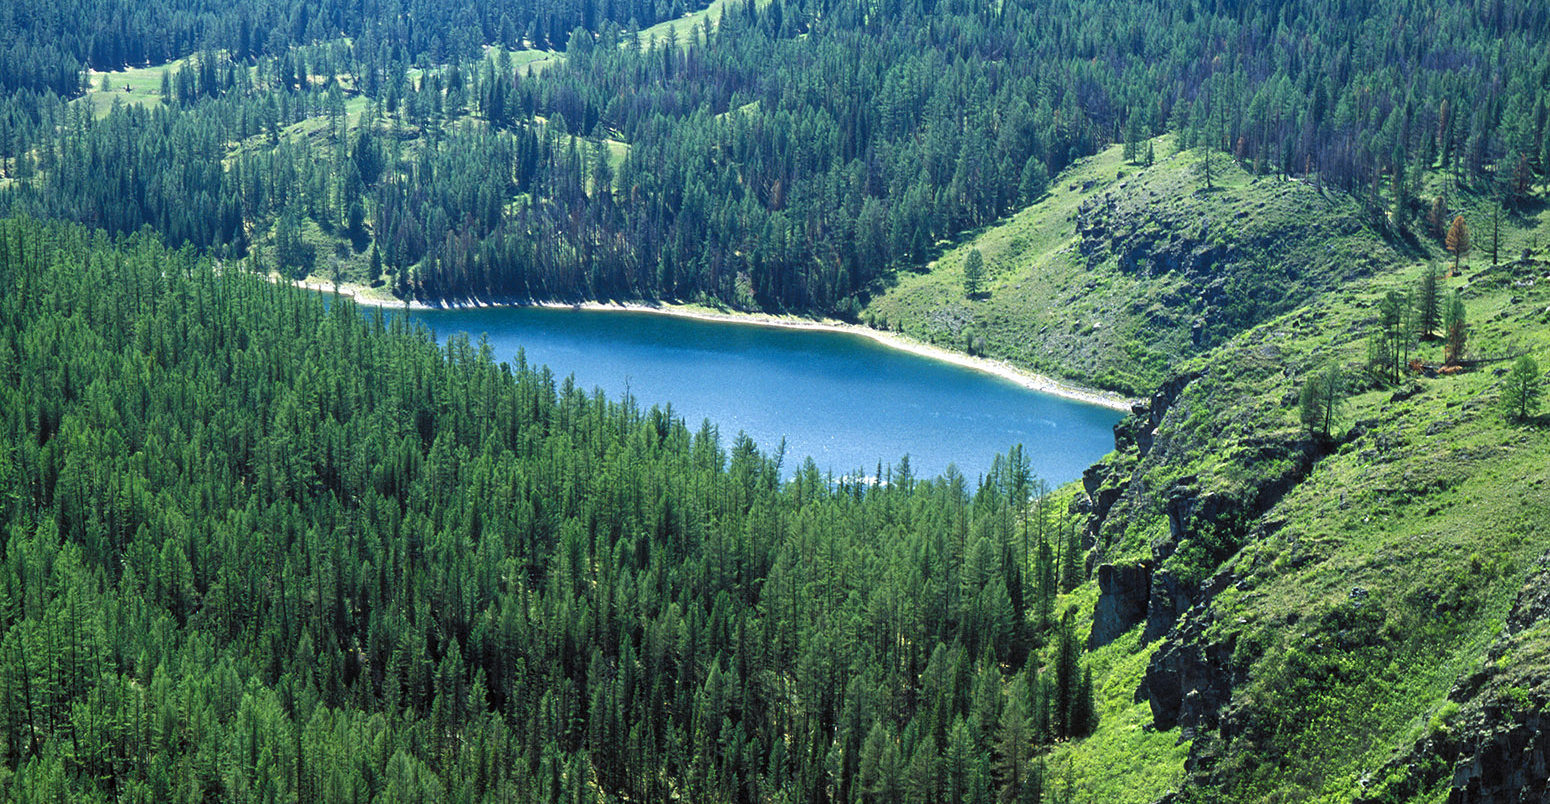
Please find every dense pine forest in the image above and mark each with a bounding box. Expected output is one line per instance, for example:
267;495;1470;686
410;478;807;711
1;0;1548;313
4;0;1550;800
0;219;1094;801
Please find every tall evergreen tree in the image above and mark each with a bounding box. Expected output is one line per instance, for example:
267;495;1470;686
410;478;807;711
1502;356;1543;422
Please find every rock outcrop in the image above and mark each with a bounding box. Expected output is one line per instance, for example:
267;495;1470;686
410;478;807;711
1089;561;1153;649
1138;571;1241;734
1143;568;1195;644
1071;170;1394;349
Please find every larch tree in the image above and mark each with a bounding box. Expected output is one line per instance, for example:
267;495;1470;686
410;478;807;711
1367;289;1408;383
1428;196;1447;238
1446;215;1471;273
1488;202;1502;266
995;670;1034;804
1416;266;1442;341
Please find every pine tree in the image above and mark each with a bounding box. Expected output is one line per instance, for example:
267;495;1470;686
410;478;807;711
963;248;985;298
1389;161;1409;228
1367;289;1408;384
1488;203;1502;266
903;739;940;804
1428;196;1447;238
995;670;1035;804
1502;356;1543;422
1416;266;1441;340
1018;158;1048;204
1444;292;1467;364
1070;667;1094;739
1059;523;1082;594
1053;609;1080;739
1299;364;1344;439
274;206;314;277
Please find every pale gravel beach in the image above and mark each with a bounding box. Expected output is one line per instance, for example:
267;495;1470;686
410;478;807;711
285;275;1138;412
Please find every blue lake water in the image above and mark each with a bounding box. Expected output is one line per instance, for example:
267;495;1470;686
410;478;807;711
400;305;1121;483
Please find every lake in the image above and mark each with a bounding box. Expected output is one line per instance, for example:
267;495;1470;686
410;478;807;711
400;305;1122;483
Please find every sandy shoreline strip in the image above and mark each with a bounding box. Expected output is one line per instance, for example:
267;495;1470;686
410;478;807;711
285;276;1138;412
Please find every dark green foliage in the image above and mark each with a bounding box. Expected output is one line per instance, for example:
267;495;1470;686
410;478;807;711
1299;364;1344;438
1051;609;1091;741
0;0;690;96
1367;290;1410;385
1019;158;1050;205
1488;203;1503;266
0;218;1093;801
1502;356;1543;422
964;248;985;298
2;0;1547;316
1444;292;1468;364
1416;266;1442;341
273;204;314;276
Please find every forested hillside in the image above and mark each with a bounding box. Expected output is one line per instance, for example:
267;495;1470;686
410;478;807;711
3;0;1550;800
0;219;1095;801
0;0;690;95
2;0;1548;325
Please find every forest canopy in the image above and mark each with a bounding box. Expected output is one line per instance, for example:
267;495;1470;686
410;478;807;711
0;218;1092;801
0;0;1546;313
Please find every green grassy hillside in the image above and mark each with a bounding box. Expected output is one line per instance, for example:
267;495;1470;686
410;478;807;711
1044;171;1550;801
863;137;1407;396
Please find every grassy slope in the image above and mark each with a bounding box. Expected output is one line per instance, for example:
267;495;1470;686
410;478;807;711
637;0;770;47
1052;175;1550;802
864;136;1402;396
81;57;196;116
1049;628;1192;801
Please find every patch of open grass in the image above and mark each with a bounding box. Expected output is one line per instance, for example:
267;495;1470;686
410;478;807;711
864;135;1403;396
637;0;771;48
80;56;198;117
1046;627;1190;803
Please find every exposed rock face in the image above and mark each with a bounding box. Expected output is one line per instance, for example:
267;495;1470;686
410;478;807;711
1071;172;1393;350
1354;553;1550;804
1143;569;1195;644
1447;713;1550;803
1132;372;1200;459
1138;597;1239;734
1089;561;1152;649
1082;370;1200;563
1082;370;1204;648
1082;463;1124;529
1084;363;1319;657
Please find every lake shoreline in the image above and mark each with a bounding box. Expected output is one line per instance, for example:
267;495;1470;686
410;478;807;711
283;275;1138;412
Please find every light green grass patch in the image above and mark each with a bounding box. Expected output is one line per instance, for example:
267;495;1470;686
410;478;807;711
80;57;197;117
1047;628;1190;803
